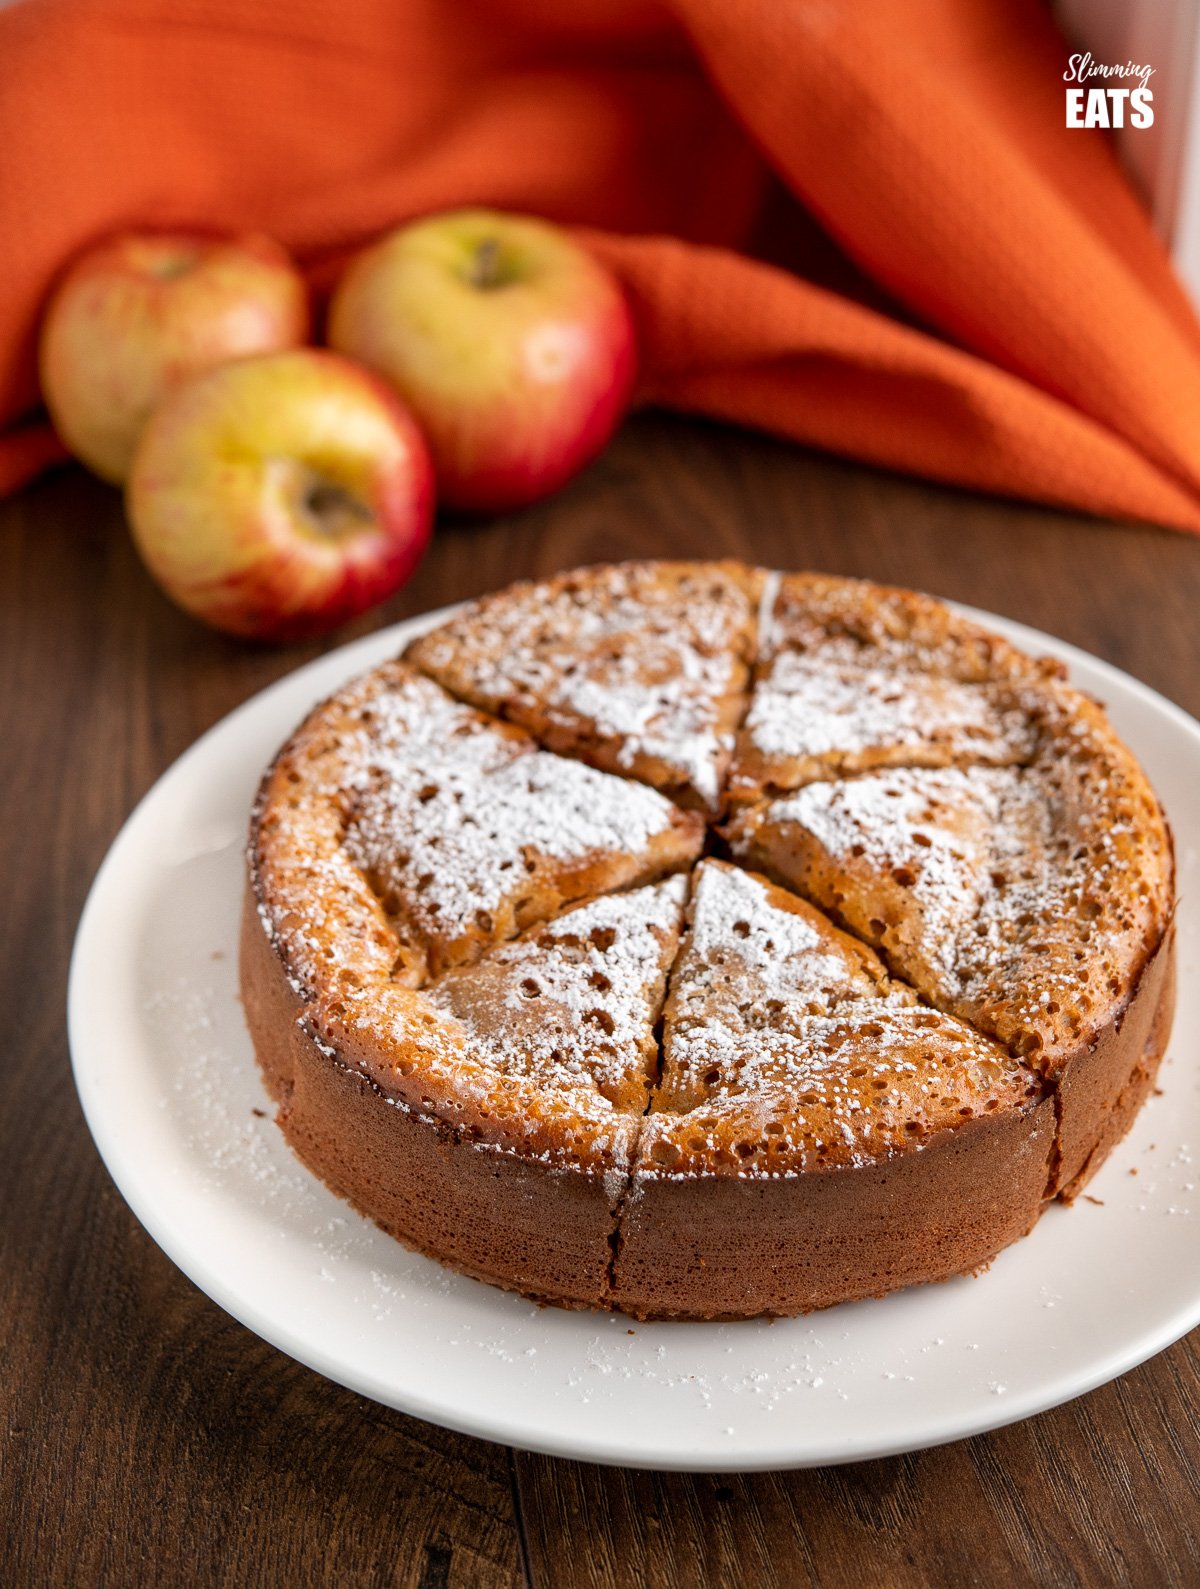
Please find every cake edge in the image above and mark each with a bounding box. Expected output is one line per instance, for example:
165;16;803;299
240;877;1176;1321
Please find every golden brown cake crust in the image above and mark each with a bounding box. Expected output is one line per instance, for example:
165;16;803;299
404;560;761;813
643;860;1046;1180
240;561;1177;1321
727;572;1064;802
240;892;626;1309
724;681;1175;1076
612;1099;1058;1320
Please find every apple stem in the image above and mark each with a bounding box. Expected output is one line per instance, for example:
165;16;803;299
150;255;196;280
468;237;504;290
141;245;199;280
304;480;373;538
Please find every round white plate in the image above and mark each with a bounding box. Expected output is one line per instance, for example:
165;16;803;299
69;601;1200;1471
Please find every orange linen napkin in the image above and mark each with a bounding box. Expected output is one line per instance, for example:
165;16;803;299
4;0;1200;532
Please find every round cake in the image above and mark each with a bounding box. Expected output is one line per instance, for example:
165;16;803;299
240;562;1176;1319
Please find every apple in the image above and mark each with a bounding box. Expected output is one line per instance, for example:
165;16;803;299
126;349;434;642
327;209;636;511
39;231;308;483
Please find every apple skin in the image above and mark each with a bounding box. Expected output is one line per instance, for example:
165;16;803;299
328;209;636;512
126;349;434;642
39;231;309;484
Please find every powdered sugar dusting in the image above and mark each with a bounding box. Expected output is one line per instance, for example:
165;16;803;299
407;562;757;810
730;572;1052;796
426;877;686;1111
342;669;697;967
541;649;727;806
762;768;1005;982
683;860;855;997
755;570;782;656
744;653;1036;765
737;712;1172;1064
641;862;1029;1177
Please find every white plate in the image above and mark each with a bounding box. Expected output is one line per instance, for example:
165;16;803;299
68;601;1200;1471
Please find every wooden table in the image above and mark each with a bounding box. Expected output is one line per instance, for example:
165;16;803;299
4;414;1198;1588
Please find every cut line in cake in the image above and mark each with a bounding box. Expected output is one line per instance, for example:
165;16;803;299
241;562;1176;1318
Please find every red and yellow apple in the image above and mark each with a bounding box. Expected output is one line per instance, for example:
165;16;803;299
39;231;308;483
328;209;636;512
126;349;434;641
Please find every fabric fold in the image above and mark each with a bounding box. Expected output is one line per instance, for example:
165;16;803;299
2;0;1199;533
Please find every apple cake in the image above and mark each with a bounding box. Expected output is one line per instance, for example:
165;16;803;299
240;562;1175;1319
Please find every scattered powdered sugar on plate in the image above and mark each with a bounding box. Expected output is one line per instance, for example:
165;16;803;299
143;974;311;1213
70;580;1197;1468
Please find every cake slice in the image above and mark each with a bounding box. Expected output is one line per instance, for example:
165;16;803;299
725;687;1175;1192
728;573;1056;802
309;875;688;1173
726;684;1173;1067
405;560;761;812
612;861;1051;1318
425;874;687;1136
285;878;688;1309
727;765;1003;1024
340;664;703;974
639;860;1037;1176
253;661;702;988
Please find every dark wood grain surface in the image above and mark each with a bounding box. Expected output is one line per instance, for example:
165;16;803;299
3;413;1198;1588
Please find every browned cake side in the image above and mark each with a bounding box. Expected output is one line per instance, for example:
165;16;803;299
242;888;645;1309
725;679;1177;1197
239;561;1177;1320
611;861;1058;1319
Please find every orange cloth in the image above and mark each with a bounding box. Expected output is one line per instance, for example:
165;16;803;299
4;0;1200;531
